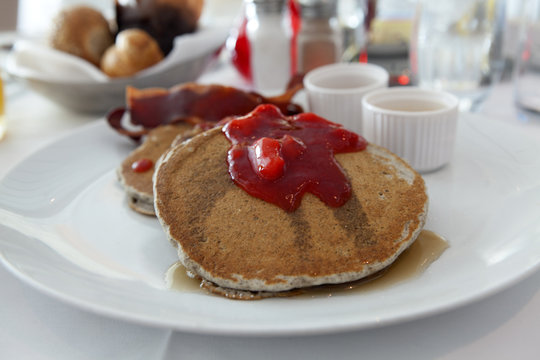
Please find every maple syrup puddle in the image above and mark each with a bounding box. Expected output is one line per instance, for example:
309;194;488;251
165;230;448;299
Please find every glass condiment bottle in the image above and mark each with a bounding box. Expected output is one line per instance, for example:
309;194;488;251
245;0;293;93
296;0;342;73
338;0;369;62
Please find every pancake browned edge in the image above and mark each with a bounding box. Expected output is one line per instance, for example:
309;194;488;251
154;127;428;295
117;123;195;216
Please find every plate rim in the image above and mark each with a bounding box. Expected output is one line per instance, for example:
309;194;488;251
1;118;540;336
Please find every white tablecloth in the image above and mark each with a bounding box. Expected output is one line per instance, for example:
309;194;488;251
1;63;539;359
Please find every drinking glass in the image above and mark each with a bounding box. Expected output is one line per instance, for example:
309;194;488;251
409;0;506;111
0;75;5;141
514;0;540;119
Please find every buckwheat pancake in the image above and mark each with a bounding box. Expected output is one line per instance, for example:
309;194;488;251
117;123;195;215
154;126;428;293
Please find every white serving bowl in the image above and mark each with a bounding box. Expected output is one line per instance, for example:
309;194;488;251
6;27;227;114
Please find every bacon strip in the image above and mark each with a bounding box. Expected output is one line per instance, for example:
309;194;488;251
107;82;304;141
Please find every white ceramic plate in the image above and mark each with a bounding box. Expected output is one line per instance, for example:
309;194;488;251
1;114;540;336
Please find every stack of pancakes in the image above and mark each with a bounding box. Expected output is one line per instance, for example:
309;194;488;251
117;123;199;215
117;106;428;298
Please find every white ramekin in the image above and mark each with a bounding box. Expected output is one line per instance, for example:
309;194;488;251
362;87;459;173
303;63;389;133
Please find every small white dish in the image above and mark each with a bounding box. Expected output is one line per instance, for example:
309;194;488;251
362;87;459;173
303;62;389;133
5;27;227;114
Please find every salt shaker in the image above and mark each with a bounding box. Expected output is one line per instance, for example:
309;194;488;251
245;0;293;93
296;0;342;73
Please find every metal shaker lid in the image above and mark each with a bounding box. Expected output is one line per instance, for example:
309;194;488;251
247;0;288;14
298;0;338;19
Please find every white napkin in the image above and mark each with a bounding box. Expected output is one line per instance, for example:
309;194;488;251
8;26;228;83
